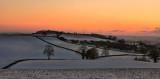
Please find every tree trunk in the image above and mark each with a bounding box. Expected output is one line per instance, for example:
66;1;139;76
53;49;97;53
154;59;157;63
48;55;50;60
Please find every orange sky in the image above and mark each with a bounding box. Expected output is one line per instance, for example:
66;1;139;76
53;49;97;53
0;0;160;36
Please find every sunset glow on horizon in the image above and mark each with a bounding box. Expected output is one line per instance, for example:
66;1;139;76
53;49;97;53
1;0;160;36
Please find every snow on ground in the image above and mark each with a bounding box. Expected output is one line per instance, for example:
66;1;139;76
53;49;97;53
0;69;160;79
33;33;57;37
108;50;141;55
0;35;82;68
41;37;141;56
62;34;116;43
0;36;46;60
0;36;81;60
41;37;106;56
115;35;160;45
62;34;106;41
41;37;82;50
0;60;15;69
10;56;160;69
0;35;154;70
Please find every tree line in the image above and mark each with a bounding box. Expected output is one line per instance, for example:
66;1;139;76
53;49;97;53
78;45;109;60
36;30;160;63
58;35;160;63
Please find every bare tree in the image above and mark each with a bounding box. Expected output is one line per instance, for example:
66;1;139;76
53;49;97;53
43;45;54;60
56;32;63;37
149;48;160;63
78;45;88;59
139;46;149;61
101;47;109;56
86;47;99;59
42;31;47;37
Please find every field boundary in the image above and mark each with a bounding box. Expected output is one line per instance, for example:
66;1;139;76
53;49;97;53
34;36;82;55
1;59;80;69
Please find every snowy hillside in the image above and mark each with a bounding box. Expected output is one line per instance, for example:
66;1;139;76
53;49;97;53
0;34;159;70
10;56;160;69
115;35;160;45
0;35;81;68
62;34;106;41
41;37;141;56
41;37;81;51
0;36;46;60
0;36;81;60
0;60;15;69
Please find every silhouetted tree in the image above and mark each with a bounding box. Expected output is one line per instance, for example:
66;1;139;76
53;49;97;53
78;45;88;59
86;47;99;59
112;36;117;40
108;35;117;40
101;47;109;56
56;32;63;37
71;40;79;44
149;48;160;63
140;46;149;60
138;41;146;46
42;31;47;37
118;39;125;44
43;45;54;60
58;37;68;42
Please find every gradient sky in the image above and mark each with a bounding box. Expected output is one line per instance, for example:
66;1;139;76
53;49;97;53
0;0;160;36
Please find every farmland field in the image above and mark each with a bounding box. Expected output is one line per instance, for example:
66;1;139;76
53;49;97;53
0;35;81;68
0;34;160;78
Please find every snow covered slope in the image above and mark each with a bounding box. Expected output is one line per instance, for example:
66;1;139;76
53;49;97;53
41;37;141;56
1;35;158;69
62;34;106;41
0;36;82;68
0;60;15;69
41;37;82;51
0;36;46;60
10;56;160;69
0;36;81;60
115;35;160;45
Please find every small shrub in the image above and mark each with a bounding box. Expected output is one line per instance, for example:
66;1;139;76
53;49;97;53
134;56;150;62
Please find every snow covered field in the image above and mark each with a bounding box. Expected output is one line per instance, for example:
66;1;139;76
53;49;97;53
41;37;141;56
0;36;81;60
0;69;160;79
62;34;106;41
0;60;15;69
0;36;47;60
10;56;160;69
0;35;81;68
42;37;82;51
0;35;160;70
115;35;160;45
